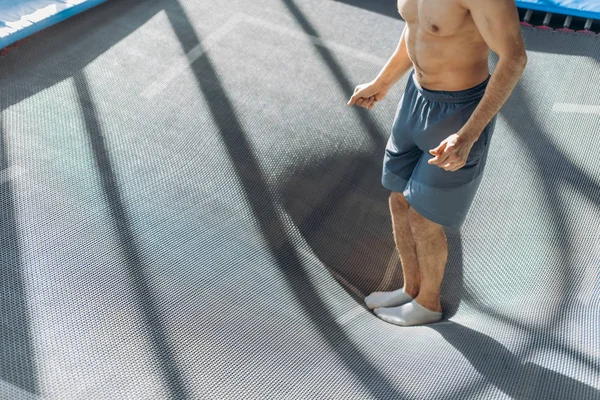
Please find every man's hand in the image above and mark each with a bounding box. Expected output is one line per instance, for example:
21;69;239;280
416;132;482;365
347;81;390;110
428;131;477;172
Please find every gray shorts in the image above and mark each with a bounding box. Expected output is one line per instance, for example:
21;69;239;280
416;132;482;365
382;71;497;230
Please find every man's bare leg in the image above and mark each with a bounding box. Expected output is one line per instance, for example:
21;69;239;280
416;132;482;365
373;207;446;326
364;192;421;309
408;207;447;313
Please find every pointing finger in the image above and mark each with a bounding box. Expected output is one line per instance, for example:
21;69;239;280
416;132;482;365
430;152;450;166
429;142;446;156
348;88;361;106
347;92;362;106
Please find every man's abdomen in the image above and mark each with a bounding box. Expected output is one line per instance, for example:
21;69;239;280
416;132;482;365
405;27;491;91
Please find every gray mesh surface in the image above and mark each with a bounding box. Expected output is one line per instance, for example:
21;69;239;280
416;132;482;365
0;0;598;399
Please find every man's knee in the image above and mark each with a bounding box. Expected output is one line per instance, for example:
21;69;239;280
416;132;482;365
389;191;410;212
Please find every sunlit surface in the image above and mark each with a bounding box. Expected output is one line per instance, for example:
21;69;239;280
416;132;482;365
0;0;598;398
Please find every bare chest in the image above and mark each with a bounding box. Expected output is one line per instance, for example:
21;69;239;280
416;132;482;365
398;0;471;36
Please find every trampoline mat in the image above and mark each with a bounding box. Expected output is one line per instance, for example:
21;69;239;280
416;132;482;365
0;0;598;398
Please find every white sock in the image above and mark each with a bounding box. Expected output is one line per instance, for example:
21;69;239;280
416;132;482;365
364;288;413;309
374;300;442;326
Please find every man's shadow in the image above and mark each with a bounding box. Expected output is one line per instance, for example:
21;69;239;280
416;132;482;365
432;322;600;399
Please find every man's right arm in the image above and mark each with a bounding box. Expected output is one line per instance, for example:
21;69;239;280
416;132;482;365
348;25;413;108
375;25;413;88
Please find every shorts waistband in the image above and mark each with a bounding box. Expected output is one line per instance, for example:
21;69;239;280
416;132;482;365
410;71;490;104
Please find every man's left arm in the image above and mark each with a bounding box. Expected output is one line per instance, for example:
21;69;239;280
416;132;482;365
460;0;527;139
429;0;527;171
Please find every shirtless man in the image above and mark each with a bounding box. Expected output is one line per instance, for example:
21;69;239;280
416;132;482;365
347;0;527;326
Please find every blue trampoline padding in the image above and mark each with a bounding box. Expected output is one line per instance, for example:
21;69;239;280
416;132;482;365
0;0;107;49
515;0;600;20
